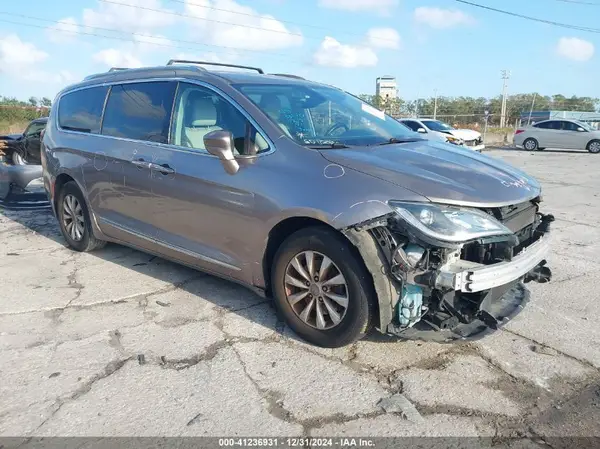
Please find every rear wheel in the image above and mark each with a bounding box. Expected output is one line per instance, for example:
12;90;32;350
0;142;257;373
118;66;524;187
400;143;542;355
271;227;375;348
57;181;106;252
523;138;539;151
587;140;600;154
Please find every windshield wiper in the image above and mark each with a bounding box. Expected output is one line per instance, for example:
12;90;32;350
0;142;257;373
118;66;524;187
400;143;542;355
308;143;350;149
378;137;424;146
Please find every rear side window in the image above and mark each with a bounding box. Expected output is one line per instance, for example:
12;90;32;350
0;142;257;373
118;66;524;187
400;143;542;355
102;82;176;143
534;121;559;130
58;86;108;133
402;120;422;132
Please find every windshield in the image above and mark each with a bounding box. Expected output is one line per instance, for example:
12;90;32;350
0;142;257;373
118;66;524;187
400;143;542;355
234;83;419;146
421;120;455;132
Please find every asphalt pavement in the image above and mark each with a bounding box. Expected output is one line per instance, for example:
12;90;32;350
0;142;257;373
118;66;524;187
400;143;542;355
0;148;599;445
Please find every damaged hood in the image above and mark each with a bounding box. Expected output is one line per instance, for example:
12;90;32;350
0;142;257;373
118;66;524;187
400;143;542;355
319;140;541;207
447;129;481;141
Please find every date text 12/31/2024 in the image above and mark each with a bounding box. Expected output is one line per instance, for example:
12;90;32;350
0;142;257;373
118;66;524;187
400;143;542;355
218;438;376;447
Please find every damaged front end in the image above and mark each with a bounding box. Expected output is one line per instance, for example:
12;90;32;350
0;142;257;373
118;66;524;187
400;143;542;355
343;198;553;342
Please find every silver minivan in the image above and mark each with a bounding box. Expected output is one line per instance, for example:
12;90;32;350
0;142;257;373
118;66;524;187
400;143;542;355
42;61;553;347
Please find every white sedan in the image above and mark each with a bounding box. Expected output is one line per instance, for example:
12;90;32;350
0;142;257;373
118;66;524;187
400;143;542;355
513;119;600;154
399;118;485;151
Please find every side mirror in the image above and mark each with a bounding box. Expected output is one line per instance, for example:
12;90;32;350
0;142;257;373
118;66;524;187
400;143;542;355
577;127;586;132
204;130;239;175
417;127;427;133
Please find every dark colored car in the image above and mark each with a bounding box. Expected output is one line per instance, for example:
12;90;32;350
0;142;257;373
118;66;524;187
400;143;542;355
41;60;553;348
1;117;48;165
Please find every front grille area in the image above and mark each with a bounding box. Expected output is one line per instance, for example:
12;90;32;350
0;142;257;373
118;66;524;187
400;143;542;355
492;201;538;233
465;137;482;146
461;201;539;265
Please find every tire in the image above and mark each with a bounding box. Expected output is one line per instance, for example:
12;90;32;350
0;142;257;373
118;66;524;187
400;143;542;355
11;150;28;165
57;181;106;252
523;138;539;151
587;140;600;154
271;226;375;348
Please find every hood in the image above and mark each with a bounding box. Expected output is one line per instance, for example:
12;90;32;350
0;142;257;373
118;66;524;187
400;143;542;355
448;129;481;141
319;140;541;207
0;133;23;141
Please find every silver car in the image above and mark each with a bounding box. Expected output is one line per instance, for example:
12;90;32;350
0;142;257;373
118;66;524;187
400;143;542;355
514;119;600;153
41;60;553;347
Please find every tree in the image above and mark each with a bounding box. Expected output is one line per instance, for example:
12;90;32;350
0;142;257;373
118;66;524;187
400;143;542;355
28;96;39;107
40;97;52;107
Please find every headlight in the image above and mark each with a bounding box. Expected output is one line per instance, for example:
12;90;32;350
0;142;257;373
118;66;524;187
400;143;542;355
389;201;512;243
445;136;463;145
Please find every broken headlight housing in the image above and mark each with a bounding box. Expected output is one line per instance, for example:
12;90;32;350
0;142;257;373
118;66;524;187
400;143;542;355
389;201;512;243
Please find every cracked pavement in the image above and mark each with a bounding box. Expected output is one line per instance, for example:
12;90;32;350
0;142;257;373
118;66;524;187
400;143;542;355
1;149;599;442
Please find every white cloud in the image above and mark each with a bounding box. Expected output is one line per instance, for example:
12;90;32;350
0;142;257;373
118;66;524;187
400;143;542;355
313;36;377;68
83;0;175;33
133;34;173;53
0;34;48;71
556;37;595;62
24;70;77;85
366;27;401;49
93;48;144;68
0;34;75;87
318;0;398;14
47;17;81;43
184;0;303;51
414;7;474;29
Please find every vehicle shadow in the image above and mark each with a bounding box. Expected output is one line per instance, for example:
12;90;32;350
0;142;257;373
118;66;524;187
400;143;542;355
2;206;402;348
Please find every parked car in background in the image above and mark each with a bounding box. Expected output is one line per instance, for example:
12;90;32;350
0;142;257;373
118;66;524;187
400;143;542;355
42;60;552;348
514;119;600;153
399;118;485;151
0;117;48;165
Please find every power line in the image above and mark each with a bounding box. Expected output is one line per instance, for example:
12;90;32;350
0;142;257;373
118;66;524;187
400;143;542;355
99;0;305;39
555;0;600;5
0;11;292;58
455;0;600;33
99;0;400;44
0;17;305;65
164;0;401;43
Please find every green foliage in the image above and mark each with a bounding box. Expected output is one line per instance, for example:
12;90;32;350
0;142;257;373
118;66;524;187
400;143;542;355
0;95;50;128
359;92;600;126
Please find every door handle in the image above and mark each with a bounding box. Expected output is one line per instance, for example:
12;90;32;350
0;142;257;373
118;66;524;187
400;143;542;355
131;159;151;169
148;163;175;174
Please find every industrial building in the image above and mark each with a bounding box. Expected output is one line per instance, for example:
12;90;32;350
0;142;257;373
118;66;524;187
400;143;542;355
375;76;397;100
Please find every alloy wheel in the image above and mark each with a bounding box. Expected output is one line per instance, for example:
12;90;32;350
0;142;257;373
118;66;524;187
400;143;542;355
524;139;537;151
284;250;349;330
589;141;600;154
62;194;85;242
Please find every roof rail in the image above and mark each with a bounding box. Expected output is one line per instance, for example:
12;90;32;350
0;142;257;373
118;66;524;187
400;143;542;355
269;73;305;80
166;59;264;74
108;67;128;72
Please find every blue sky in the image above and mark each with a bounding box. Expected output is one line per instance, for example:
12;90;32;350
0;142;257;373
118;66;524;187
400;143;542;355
0;0;598;101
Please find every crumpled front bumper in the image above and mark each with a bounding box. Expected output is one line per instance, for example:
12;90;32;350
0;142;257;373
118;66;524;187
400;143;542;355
435;235;551;293
0;163;43;196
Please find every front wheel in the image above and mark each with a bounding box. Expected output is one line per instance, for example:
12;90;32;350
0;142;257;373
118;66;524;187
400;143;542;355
587;140;600;154
271;227;375;348
523;138;539;151
9;149;28;165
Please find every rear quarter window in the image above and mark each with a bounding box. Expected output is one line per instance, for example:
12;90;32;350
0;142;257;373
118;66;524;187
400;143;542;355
101;81;176;143
58;86;109;133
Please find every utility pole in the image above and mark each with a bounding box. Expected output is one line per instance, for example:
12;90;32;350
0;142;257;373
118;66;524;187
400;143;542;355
500;70;510;128
527;93;537;126
433;89;438;120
